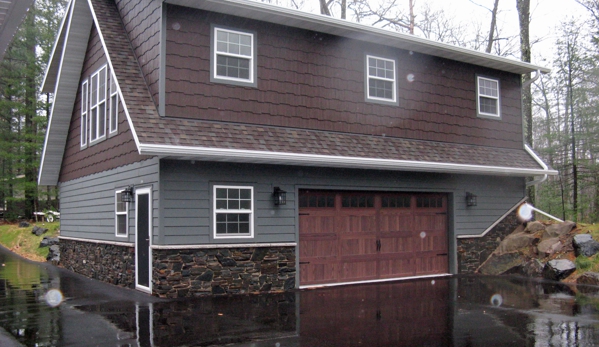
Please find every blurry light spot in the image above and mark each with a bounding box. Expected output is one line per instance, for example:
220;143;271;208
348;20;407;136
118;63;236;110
275;343;281;347
409;51;414;55
406;73;415;82
431;280;435;285
45;289;63;307
218;313;224;316
490;294;503;307
172;22;181;31
518;203;534;222
419;231;426;239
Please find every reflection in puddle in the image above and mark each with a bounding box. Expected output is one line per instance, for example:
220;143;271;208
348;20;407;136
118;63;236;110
1;245;599;346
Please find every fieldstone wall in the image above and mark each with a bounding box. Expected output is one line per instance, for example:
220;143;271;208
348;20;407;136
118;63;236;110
153;246;296;298
457;211;521;274
59;238;135;288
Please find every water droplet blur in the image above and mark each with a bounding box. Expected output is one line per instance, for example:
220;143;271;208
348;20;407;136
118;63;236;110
409;51;414;55
490;294;503;307
420;231;426;239
45;289;63;307
276;343;281;347
431;280;435;285
172;22;181;31
518;203;534;222
406;73;415;82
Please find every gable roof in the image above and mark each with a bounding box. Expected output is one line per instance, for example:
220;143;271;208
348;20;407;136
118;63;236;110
39;0;556;186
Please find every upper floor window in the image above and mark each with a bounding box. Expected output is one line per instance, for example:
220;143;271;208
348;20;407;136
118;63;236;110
366;55;397;105
477;76;500;118
109;72;118;135
213;185;254;239
212;27;256;87
80;80;88;148
90;65;107;143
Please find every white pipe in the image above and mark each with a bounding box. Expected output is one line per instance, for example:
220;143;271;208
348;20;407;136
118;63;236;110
524;144;549;187
518;203;563;223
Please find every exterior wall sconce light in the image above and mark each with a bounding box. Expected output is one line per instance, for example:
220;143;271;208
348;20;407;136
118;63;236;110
466;192;477;207
273;187;286;206
121;186;135;203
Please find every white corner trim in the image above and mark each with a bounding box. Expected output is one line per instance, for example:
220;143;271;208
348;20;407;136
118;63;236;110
456;197;527;239
139;143;559;177
59;235;135;247
151;242;297;250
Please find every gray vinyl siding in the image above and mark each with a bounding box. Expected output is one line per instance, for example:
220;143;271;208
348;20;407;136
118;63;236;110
160;160;525;245
59;158;160;243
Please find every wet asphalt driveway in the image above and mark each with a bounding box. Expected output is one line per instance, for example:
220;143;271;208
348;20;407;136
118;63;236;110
1;245;599;346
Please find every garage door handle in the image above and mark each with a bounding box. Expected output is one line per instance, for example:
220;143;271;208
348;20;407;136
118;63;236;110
437;253;448;256
299;261;310;265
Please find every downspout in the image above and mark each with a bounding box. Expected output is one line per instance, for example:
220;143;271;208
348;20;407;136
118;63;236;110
523;69;544;187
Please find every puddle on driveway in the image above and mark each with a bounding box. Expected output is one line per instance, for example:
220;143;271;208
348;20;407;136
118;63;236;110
1;245;599;346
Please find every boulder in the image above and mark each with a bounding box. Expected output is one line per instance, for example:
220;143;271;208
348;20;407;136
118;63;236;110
19;221;30;228
524;221;546;233
573;234;599;257
39;237;59;248
46;244;60;264
542;221;576;240
496;232;536;255
542;259;576;281
31;226;48;236
478;252;524;275
577;272;599;286
537;237;562;256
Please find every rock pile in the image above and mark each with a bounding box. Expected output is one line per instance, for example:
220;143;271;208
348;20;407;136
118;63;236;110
477;220;599;286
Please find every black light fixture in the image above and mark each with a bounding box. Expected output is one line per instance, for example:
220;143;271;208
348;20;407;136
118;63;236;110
466;192;477;207
121;186;135;203
273;187;286;206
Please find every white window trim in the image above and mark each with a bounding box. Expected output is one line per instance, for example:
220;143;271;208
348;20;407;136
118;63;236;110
115;189;128;237
476;76;501;118
89;65;107;144
212;26;256;86
109;71;118;135
213;185;254;239
80;79;88;148
366;55;397;104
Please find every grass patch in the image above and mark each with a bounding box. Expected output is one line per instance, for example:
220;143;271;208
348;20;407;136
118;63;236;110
0;222;60;262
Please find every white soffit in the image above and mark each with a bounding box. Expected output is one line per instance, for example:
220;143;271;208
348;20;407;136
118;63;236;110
166;0;550;75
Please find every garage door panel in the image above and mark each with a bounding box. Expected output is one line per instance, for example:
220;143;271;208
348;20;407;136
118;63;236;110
299;191;448;286
301;262;339;285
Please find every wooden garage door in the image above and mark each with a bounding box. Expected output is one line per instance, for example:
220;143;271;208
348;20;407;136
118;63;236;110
299;191;448;286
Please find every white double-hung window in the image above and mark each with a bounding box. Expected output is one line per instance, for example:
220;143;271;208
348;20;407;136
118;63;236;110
90;65;107;143
80;80;88;148
115;190;128;237
109;72;118;135
213;185;254;238
212;27;255;86
366;55;397;104
477;76;500;118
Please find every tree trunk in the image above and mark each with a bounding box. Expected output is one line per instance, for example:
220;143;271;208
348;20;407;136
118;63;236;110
486;0;500;53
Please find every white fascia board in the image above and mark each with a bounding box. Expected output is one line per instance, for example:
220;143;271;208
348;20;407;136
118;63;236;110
40;0;73;94
39;0;92;186
139;144;559;177
166;0;550;75
85;0;142;152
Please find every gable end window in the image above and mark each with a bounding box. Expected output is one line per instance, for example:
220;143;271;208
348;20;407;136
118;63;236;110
115;190;128;237
477;76;501;118
90;65;107;143
213;185;254;239
211;26;256;87
80;80;88;148
366;55;397;104
109;72;118;135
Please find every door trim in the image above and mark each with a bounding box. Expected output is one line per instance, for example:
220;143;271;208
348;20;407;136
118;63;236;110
135;186;152;293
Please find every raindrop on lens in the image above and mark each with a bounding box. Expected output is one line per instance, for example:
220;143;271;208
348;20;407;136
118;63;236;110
490;294;503;307
431;280;435;285
45;289;64;307
406;73;415;82
420;231;426;239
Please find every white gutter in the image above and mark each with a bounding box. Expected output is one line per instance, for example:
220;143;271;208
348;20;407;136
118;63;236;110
139;143;559;177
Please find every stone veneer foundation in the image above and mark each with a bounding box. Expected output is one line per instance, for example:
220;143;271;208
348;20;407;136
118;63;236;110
59;238;136;288
59;238;297;297
457;211;521;273
153;246;296;298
